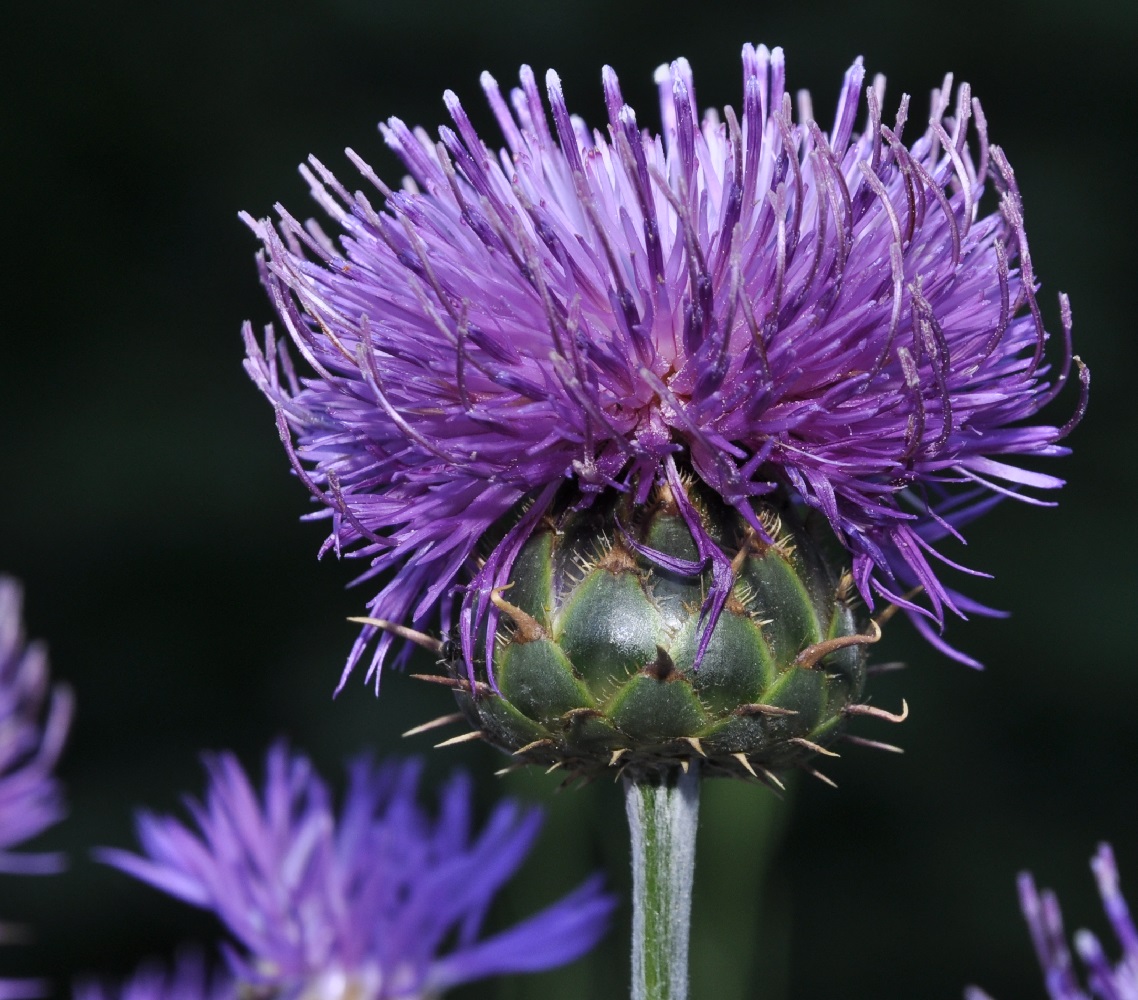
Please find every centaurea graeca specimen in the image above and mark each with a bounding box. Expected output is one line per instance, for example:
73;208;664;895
244;43;1084;782
0;577;73;999
244;43;1084;1000
966;844;1138;1000
98;746;614;1000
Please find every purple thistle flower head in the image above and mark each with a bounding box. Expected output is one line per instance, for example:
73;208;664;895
243;45;1086;685
98;746;615;998
0;576;72;875
966;843;1138;1000
73;955;233;1000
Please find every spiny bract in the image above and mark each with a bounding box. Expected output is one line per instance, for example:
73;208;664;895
446;475;893;782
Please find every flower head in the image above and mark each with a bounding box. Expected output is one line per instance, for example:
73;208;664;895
966;843;1138;1000
98;747;614;999
0;576;72;873
244;45;1086;684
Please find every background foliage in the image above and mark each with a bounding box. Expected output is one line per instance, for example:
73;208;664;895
3;0;1135;995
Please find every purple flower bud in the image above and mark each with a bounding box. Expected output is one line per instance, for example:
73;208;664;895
244;45;1086;686
98;747;614;997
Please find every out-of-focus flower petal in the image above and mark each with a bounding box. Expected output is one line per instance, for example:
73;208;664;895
0;577;71;872
968;844;1136;1000
73;952;233;1000
99;747;613;998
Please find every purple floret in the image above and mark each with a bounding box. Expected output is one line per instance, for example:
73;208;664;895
98;747;614;998
0;577;72;872
243;44;1086;685
967;844;1138;1000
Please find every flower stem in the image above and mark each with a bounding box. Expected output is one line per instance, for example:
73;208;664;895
624;765;701;1000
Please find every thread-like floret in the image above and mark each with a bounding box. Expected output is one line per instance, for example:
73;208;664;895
244;45;1085;685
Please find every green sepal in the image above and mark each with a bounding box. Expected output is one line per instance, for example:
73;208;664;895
558;710;625;755
670;609;774;716
644;510;700;564
556;570;663;693
823;604;867;683
805;713;843;745
760;665;826;730
471;692;546;751
497;638;591;722
740;552;822;662
697;714;772;756
641;513;703;625
507;528;555;627
608;673;709;743
813;607;863;717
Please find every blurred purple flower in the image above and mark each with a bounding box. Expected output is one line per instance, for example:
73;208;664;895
967;844;1138;1000
0;577;72;873
243;44;1086;683
0;577;73;999
73;954;232;1000
99;747;614;998
0;983;51;1000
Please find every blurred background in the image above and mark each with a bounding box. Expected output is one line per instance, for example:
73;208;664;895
2;0;1135;996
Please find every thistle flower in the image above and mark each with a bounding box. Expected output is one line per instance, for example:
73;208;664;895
0;577;72;873
966;843;1138;1000
73;955;233;1000
244;43;1085;693
98;747;615;999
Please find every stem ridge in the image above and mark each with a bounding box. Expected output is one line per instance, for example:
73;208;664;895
624;765;701;1000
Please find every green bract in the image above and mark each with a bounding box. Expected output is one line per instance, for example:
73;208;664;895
447;478;883;783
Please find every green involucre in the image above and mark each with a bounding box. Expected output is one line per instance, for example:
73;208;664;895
450;479;876;782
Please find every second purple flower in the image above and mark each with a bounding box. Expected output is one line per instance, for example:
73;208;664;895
98;748;614;998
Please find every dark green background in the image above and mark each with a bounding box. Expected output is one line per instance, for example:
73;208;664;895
3;0;1134;996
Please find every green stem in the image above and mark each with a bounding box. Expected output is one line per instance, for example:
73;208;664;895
624;765;701;1000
